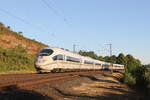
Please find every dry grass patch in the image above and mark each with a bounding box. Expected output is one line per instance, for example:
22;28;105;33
71;73;136;99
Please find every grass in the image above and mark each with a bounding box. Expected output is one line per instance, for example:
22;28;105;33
0;45;36;72
0;22;48;73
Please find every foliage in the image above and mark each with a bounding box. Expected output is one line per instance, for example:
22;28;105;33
124;66;149;89
0;45;35;71
110;55;117;64
116;53;126;65
123;54;147;89
103;56;110;62
0;22;47;72
132;66;149;87
124;73;136;86
78;50;150;89
0;22;48;72
98;56;104;61
79;50;98;59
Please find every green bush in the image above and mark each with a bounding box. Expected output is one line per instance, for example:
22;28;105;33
0;45;35;71
124;66;149;89
124;73;136;86
133;66;149;88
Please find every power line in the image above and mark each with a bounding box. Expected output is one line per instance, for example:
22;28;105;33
97;44;110;56
48;0;69;24
41;0;69;25
0;8;51;35
41;0;59;15
49;0;69;24
0;8;29;24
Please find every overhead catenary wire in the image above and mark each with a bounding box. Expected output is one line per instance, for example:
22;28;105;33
41;0;69;26
0;8;52;35
95;44;111;57
0;8;29;25
49;0;69;22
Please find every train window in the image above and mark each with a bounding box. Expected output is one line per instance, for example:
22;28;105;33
39;49;53;56
102;64;109;66
84;60;93;64
95;63;101;65
66;56;80;62
52;54;64;60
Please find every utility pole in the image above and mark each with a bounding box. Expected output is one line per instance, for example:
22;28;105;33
108;44;112;57
106;44;113;73
73;44;76;52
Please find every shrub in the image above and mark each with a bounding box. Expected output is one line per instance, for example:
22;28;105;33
133;66;149;88
124;65;149;89
124;73;136;86
0;45;35;71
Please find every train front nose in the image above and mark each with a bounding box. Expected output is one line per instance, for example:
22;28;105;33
35;56;49;66
35;58;43;71
35;48;54;69
35;56;54;73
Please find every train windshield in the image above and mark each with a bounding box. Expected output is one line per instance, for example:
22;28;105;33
39;49;53;56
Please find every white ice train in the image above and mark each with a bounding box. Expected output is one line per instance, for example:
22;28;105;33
35;47;124;73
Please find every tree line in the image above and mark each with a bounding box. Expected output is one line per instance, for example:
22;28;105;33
79;50;141;66
79;50;150;89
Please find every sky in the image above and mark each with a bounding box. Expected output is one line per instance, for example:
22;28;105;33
0;0;150;64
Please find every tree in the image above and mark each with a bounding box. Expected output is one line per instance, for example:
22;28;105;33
111;55;117;64
132;66;149;87
79;50;98;59
7;26;11;29
98;56;104;61
117;53;126;65
79;50;85;56
135;59;141;67
104;56;110;62
126;54;141;72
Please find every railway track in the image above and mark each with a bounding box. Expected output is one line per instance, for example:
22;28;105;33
0;71;105;89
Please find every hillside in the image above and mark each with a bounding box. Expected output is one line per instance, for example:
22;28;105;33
0;22;48;54
0;22;48;72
